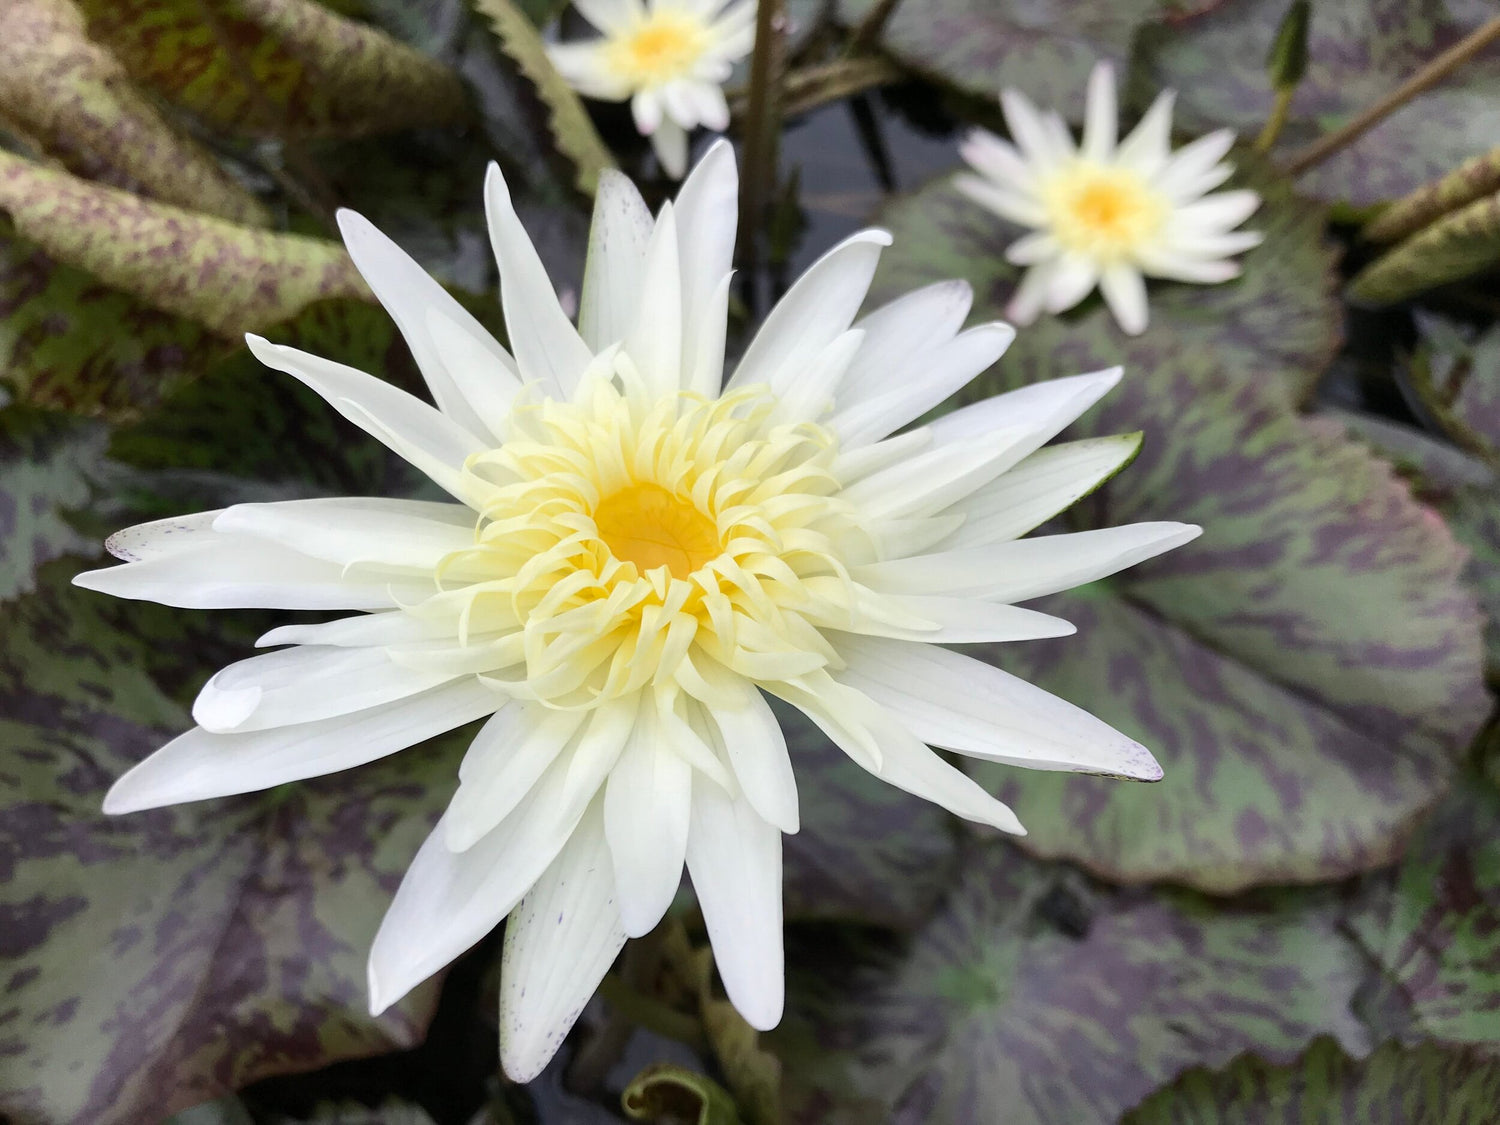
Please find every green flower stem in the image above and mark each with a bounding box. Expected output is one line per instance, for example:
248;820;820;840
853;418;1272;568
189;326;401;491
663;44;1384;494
847;0;903;55
736;0;785;269
1284;15;1500;177
1254;86;1295;154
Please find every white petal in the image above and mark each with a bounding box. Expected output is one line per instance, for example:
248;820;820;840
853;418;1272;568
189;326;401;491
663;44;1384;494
686;778;784;1029
651;118;690;179
835;633;1163;780
728;230;891;395
1005;231;1061;267
838;279;972;406
424;305;524;435
958;129;1038;191
1115;90;1176;173
549;43;634;100
623;201;684;397
105;677;501;814
1136;249;1243;284
1171;190;1261;233
579;170;655;352
840;425;1032;521
245;335;488;503
1155;129;1236;201
770;328;864;423
257;611;455;649
827;322;1015;447
632;88;664;135
1099;263;1149;335
1001;88;1069;170
484;163;594;396
211;498;474;571
98;509;220;562
336;209;517;442
74;535;434;610
1006;262;1054;325
954;173;1049;227
604;697;691;937
826;596;1075;644
688;674;798;833
499;798;626;1082
673;140;738;395
572;0;642;33
1044;253;1100;314
854;522;1202;601
1080;61;1117;161
367;758;583;1016
938;434;1144;549
926;366;1121;448
446;705;588;851
191;645;457;733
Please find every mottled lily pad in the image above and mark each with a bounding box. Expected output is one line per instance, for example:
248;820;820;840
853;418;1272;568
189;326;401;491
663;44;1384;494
869;172;1488;891
1406;313;1500;466
1122;1038;1500;1123
1140;0;1500;206
778;842;1374;1125
0;562;463;1122
0;407;108;601
837;0;1175;110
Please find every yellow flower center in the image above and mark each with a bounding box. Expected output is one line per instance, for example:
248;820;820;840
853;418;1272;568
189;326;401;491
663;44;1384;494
593;482;721;580
425;360;875;712
607;13;706;85
1045;164;1166;259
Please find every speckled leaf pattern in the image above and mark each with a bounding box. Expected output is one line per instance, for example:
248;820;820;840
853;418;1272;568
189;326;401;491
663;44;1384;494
778;842;1374;1125
0;407;108;601
0;152;373;338
73;0;467;140
1348;190;1500;305
0;561;464;1124
1346;770;1500;1050
1141;0;1500;206
1332;410;1500;681
774;701;959;931
1365;145;1500;244
837;0;1172;108
0;0;269;225
871;174;1487;890
1121;1038;1500;1123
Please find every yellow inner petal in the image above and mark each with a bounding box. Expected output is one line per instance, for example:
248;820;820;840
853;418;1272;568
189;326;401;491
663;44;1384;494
1046;165;1166;257
594;482;721;579
609;14;706;83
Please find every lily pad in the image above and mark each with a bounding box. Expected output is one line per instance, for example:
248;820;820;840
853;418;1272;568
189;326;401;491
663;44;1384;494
0;561;463;1122
0;407;108;601
1140;0;1500;206
73;0;467;140
868;173;1488;891
778;841;1374;1125
837;0;1175;109
1406;313;1500;466
1122;1038;1500;1123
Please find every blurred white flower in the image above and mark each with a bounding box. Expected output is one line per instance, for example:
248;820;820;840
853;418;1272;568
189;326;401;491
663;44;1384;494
549;0;754;178
957;62;1263;336
77;142;1193;1082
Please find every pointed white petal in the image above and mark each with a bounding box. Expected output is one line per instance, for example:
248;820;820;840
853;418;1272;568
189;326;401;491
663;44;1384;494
1115;90;1176;173
1080;61;1117;161
367;758;582;1016
211;498;474;571
954;173;1049;226
958;129;1038;190
686;780;783;1029
336;209;517;441
424;305;523;435
1171;190;1262;233
828;322;1015;447
854;522;1202;601
499;799;626;1082
579;170;654;351
673;141;738;395
1044;253;1100;313
729;230;891;395
257;611;455;649
572;0;641;33
939;434;1143;549
835;633;1163;779
245;335;488;502
192;645;457;733
689;676;798;833
1006;261;1054;325
484;163;594;395
96;510;221;562
838;280;972;406
74;536;434;610
623;201;684;397
926;366;1121;449
771;328;864;423
105;677;501;814
826;597;1075;645
548;43;634;100
840;425;1032;521
651;118;690;179
447;706;588;851
1099;263;1149;336
604;698;691;937
1001;88;1069;169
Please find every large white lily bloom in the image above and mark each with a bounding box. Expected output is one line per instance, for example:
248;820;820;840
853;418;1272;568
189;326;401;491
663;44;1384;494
76;142;1196;1082
957;62;1264;336
548;0;753;178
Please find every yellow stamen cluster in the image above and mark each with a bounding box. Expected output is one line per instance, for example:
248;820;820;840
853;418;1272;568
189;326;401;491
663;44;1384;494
430;365;874;711
1045;164;1165;259
605;13;707;85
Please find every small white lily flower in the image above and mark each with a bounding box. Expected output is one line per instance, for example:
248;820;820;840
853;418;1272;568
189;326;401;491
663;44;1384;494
549;0;754;178
957;62;1264;336
77;142;1194;1082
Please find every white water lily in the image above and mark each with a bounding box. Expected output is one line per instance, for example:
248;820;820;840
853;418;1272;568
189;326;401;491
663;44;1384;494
76;141;1196;1082
549;0;754;178
957;61;1263;336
